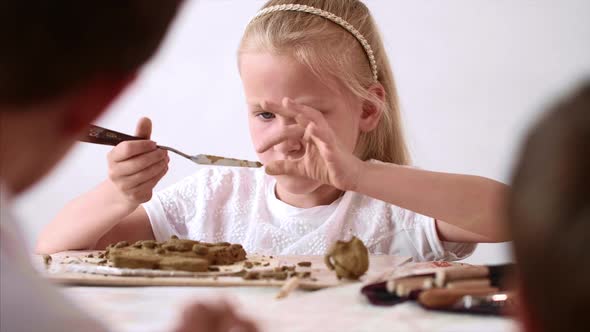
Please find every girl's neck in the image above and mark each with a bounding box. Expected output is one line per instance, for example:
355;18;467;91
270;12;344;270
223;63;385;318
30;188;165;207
275;183;343;208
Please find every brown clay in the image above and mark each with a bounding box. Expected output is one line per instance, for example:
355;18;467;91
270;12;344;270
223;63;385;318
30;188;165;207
324;236;369;280
158;257;208;272
114;241;129;248
297;261;312;267
106;236;247;272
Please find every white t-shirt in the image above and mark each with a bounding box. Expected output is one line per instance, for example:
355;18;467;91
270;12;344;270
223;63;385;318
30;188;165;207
144;166;476;261
0;186;107;332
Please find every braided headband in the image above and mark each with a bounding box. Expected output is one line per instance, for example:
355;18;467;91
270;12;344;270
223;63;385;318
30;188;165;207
249;4;378;82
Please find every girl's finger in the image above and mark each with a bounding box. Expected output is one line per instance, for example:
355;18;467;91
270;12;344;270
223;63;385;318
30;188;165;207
127;165;168;195
264;159;305;177
134;117;152;139
255;125;305;153
111;149;167;177
283;98;334;144
118;157;169;190
109;140;158;162
260;100;298;118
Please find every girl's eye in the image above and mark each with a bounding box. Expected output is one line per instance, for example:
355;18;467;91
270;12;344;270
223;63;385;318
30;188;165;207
257;112;275;120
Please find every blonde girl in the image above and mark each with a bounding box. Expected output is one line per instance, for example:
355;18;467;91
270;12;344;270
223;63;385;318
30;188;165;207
37;0;509;261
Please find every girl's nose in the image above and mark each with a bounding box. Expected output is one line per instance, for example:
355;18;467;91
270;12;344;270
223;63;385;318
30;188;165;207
275;138;303;157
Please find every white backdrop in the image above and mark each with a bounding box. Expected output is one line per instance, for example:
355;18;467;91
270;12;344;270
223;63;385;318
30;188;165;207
14;0;590;264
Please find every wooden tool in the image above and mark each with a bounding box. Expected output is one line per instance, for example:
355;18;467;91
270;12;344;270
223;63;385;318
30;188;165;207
435;264;515;288
418;288;500;309
276;276;301;299
446;278;491;289
389;276;434;297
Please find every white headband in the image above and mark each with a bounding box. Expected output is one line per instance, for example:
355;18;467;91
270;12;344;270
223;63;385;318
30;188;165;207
249;4;378;82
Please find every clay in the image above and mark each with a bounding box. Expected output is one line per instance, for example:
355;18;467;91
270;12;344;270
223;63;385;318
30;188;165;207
275;266;295;272
324;236;369;280
114;241;129;248
297;261;312;267
42;254;52;266
106;236;247;272
240;267;312;281
244;261;254;269
192;244;209;255
243;271;260;280
111;255;160;269
261;271;288;280
158;257;208;272
142;240;157;249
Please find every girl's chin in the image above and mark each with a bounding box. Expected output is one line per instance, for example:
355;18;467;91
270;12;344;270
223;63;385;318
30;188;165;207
274;175;322;195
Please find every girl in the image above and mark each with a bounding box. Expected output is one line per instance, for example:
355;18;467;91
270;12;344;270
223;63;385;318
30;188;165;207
37;0;509;261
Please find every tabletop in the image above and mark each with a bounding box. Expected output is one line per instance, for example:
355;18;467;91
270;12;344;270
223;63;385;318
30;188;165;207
44;252;518;332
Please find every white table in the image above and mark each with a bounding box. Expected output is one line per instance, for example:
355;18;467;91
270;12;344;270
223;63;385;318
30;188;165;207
55;254;518;332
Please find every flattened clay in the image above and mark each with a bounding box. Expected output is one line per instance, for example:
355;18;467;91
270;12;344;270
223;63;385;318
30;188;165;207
324;236;369;280
106;236;247;272
297;261;312;267
159;257;208;272
111;255;160;269
114;241;129;248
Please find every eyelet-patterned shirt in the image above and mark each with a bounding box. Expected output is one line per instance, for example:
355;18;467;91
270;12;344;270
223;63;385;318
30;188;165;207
143;166;476;261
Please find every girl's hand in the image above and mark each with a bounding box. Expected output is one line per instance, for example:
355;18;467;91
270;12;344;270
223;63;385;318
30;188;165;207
107;117;169;209
257;98;365;191
174;301;258;332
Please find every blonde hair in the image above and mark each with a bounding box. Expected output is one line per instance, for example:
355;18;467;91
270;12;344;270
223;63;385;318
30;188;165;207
239;0;410;165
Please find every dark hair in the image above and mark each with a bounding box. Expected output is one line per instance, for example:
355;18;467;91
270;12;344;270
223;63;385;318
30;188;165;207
0;1;183;106
508;82;590;332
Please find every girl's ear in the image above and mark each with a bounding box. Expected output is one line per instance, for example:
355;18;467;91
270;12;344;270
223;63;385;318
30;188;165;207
359;83;385;132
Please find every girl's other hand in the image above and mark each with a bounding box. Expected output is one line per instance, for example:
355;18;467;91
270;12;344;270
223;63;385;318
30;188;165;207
106;117;169;209
257;98;364;191
174;301;258;332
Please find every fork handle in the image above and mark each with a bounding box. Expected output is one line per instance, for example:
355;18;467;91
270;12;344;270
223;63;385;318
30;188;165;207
80;124;143;146
80;125;191;160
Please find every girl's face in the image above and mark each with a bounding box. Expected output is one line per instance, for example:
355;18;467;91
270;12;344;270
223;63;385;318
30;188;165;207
240;52;364;195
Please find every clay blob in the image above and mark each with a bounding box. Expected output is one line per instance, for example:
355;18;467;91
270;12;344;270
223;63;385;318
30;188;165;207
105;236;247;272
324;236;369;280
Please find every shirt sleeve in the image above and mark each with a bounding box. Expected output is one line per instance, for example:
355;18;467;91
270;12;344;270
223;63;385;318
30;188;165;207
142;169;206;241
392;208;477;261
418;214;477;261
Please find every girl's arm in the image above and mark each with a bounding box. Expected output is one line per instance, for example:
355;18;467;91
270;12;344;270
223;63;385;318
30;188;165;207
36;118;168;253
259;98;510;243
354;162;510;243
35;180;155;253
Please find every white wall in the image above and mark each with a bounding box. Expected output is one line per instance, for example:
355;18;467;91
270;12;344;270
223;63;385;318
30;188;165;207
14;0;590;265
